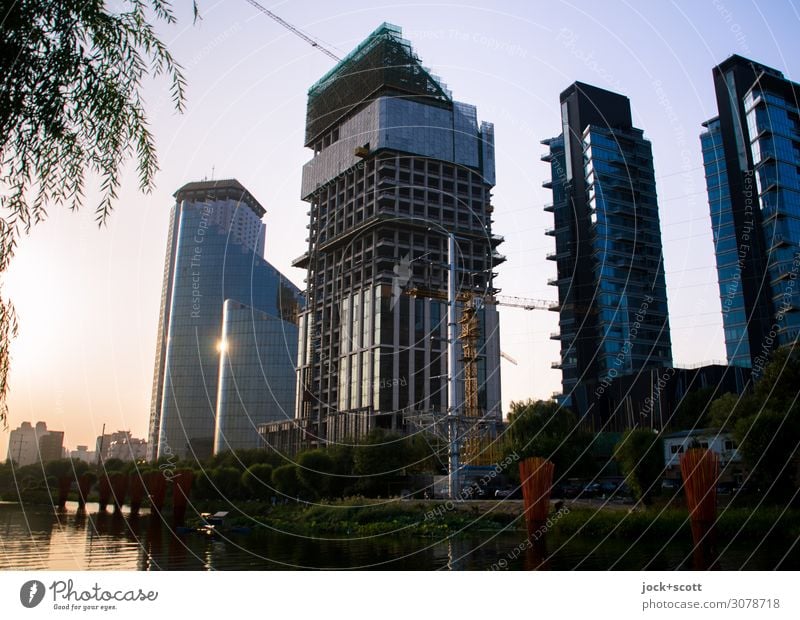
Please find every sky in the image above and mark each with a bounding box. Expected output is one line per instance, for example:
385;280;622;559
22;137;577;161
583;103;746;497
3;0;800;451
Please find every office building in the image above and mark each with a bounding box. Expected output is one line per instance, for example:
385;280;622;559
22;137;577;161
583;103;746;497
292;23;504;445
214;300;298;453
148;179;303;461
6;421;64;466
543;82;672;422
70;445;96;464
593;363;750;432
701;55;800;372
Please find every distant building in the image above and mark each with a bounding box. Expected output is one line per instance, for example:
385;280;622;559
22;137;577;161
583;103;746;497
107;437;147;462
5;421;64;466
148;179;303;461
701;55;800;372
662;428;743;483
543;82;672;419
96;431;146;462
593;364;751;432
70;445;96;464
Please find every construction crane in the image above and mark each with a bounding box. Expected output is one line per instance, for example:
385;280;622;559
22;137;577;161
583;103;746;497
494;294;556;311
500;351;518;365
404;286;556;467
243;0;342;62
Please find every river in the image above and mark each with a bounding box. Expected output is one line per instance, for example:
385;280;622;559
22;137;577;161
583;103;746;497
0;501;796;570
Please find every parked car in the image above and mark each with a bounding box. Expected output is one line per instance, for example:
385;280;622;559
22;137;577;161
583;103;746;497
716;482;735;495
599;481;619;495
494;487;522;499
582;482;602;497
661;478;681;492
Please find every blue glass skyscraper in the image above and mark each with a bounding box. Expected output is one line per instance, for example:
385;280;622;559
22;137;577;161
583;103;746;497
148;180;303;461
543;82;672;425
701;55;800;373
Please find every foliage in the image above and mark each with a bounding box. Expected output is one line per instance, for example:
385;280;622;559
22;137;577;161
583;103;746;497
241;463;274;502
670;386;718;429
99;458;125;473
613;429;664;505
0;1;195;426
708;347;800;500
503;399;594;481
194;466;241;501
296;450;335;499
44;458;88;479
271;463;303;500
352;431;413;497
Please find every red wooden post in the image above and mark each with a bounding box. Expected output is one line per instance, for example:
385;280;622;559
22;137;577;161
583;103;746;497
680;448;719;570
171;469;194;525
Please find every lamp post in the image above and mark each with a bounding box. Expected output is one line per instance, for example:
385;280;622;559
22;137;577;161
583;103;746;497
446;233;460;500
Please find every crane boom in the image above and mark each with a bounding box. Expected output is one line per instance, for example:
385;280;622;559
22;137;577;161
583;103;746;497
244;0;342;62
494;295;556;311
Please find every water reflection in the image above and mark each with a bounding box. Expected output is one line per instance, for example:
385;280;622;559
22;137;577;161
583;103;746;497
0;501;796;571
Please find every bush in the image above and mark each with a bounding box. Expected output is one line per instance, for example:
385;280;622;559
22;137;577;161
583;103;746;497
241;464;274;501
272;464;303;500
296;450;335;499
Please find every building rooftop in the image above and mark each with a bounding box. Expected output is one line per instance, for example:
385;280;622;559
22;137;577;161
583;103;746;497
304;23;452;146
174;178;266;218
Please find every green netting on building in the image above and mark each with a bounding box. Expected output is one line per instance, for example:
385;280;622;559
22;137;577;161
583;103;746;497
305;23;452;146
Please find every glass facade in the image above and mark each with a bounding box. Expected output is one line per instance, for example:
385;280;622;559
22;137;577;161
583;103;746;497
214;301;299;453
701;118;752;367
149;180;303;461
585;126;672;374
702;55;800;371
544;82;672;422
745;85;800;345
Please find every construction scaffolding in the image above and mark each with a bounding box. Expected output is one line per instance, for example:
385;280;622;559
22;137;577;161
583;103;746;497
304;22;452;146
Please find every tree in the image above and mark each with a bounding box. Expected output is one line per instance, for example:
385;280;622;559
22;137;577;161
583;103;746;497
296;450;335;499
241;463;274;502
504;399;594;481
670;386;718;430
708;347;800;500
352;431;409;497
0;1;195;425
613;429;664;505
271;464;303;500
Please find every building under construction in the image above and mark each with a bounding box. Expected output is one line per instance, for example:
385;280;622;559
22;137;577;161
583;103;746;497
267;23;505;459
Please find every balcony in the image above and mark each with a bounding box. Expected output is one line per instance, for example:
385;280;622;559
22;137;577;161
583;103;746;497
551;361;562;369
542;179;553;189
768;233;790;252
545;227;556;236
549;332;561;340
543;202;555;212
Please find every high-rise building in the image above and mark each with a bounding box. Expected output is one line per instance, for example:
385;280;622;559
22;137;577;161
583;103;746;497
148;179;303;461
701;55;800;373
292;23;503;445
6;421;63;466
70;445;96;464
543;82;672;422
214;300;298;453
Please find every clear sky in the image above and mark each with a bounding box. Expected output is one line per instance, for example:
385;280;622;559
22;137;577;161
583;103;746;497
4;0;800;450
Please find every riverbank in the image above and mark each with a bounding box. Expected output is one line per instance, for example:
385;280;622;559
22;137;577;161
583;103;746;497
191;498;800;541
